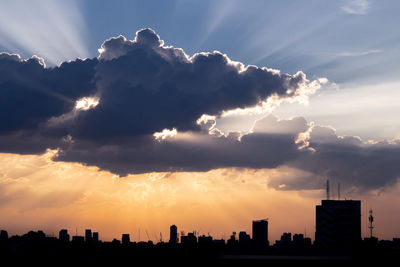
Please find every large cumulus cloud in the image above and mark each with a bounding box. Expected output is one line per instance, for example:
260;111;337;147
0;28;399;192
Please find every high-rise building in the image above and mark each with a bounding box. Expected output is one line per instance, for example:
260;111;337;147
122;234;130;244
85;229;92;242
0;230;8;240
92;232;99;242
169;225;178;244
59;229;70;242
315;200;361;250
239;231;251;247
252;219;269;248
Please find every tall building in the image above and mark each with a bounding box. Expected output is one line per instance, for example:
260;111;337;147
122;234;130;244
252;219;269;248
169;225;178;244
0;230;8;240
315;200;361;250
92;232;99;242
59;229;70;242
85;229;92;242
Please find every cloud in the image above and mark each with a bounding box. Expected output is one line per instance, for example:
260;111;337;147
2;28;399;192
54;115;307;175
341;0;370;15
0;28;320;146
289;125;400;192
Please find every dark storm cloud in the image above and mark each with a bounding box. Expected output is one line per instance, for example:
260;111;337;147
0;28;316;146
54;115;307;175
288;126;400;192
0;52;97;136
1;28;399;192
70;28;314;140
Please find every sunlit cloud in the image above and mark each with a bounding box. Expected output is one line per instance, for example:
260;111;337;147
75;97;100;111
153;128;178;141
0;0;89;65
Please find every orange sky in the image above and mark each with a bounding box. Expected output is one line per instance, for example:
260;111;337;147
1;150;399;242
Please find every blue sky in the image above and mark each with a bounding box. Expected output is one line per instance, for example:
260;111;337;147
82;0;399;85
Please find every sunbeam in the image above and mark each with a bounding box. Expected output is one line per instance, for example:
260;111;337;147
0;0;89;66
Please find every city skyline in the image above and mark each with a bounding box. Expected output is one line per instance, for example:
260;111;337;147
1;192;396;243
0;197;390;246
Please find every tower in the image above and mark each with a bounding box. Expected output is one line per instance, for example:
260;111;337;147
368;208;374;238
59;229;70;242
252;219;269;248
122;234;130;244
85;229;92;242
169;225;178;244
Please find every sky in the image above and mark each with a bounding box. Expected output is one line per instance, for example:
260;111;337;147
0;0;400;242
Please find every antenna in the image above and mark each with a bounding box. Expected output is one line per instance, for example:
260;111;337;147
138;228;140;242
326;180;330;200
369;208;375;238
338;182;341;200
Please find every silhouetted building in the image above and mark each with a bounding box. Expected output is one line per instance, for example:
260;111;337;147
275;232;291;248
198;235;213;246
93;232;99;242
292;233;311;248
252;219;269;248
112;238;121;245
227;232;238;247
85;229;92;242
315;200;361;250
0;230;8;240
169;225;178;244
59;229;70;242
122;234;130;244
212;239;226;248
181;232;197;246
363;237;378;248
72;236;84;244
239;231;251;248
281;232;291;244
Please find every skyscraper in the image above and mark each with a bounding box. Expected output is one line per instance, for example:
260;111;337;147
315;200;361;250
93;232;99;242
59;229;70;242
252;219;269;248
169;225;178;244
85;229;92;242
122;234;130;244
0;230;8;240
